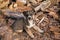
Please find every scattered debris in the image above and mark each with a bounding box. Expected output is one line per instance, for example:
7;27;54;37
0;0;60;40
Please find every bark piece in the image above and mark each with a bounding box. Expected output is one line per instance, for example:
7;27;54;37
48;11;59;20
33;26;44;33
0;0;9;9
16;0;27;5
50;26;60;32
34;0;51;11
46;0;57;6
24;27;34;38
54;32;60;39
28;0;37;4
15;6;32;12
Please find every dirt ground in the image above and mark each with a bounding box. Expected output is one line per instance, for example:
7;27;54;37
0;0;60;40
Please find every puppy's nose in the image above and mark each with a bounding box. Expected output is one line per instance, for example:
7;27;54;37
28;16;32;20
